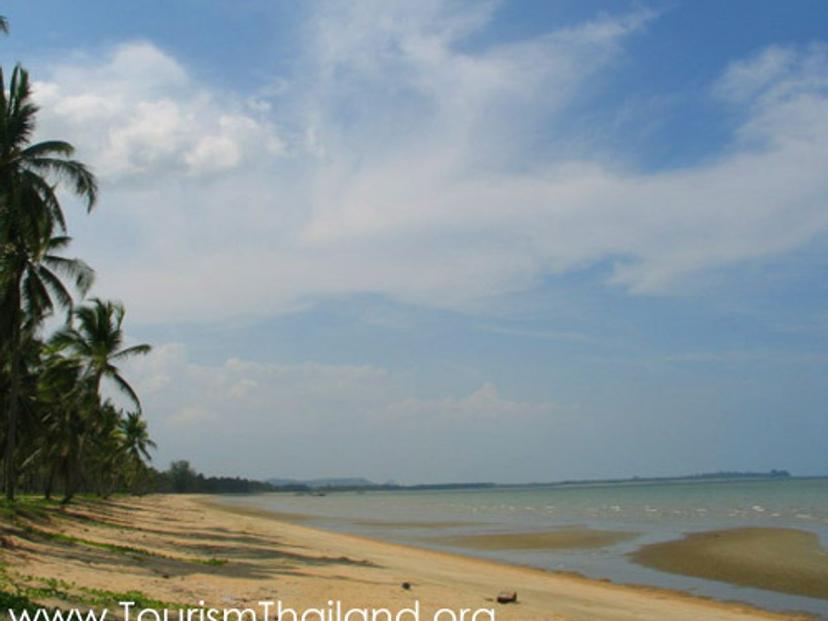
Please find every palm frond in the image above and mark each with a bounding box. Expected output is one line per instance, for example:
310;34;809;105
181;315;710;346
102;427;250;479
25;157;97;210
21;141;75;158
21;265;54;320
6;66;38;149
42;254;95;295
49;326;90;356
111;372;141;410
37;264;74;310
19;170;67;232
112;343;151;361
46;236;72;252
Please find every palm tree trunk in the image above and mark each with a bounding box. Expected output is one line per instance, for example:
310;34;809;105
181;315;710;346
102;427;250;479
61;457;74;505
4;285;22;502
4;401;17;500
44;462;57;499
4;352;21;501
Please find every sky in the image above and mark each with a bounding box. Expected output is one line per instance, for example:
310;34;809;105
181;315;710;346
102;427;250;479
3;0;828;484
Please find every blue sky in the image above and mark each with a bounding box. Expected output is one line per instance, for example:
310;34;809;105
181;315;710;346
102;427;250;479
3;1;828;483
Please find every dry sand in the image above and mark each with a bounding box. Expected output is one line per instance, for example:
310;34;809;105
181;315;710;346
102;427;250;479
0;495;813;621
631;527;828;601
429;528;635;550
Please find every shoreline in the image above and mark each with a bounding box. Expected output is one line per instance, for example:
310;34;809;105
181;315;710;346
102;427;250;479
0;494;816;621
197;496;816;620
208;495;828;605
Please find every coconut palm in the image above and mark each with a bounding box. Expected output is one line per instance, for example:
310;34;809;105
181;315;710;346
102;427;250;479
17;234;94;327
0;65;97;209
0;65;97;344
51;298;151;409
36;348;88;500
0;64;97;500
119;411;156;494
1;226;94;501
121;411;156;464
86;401;126;498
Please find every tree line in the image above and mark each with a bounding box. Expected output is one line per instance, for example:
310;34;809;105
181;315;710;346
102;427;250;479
0;16;156;503
152;461;278;494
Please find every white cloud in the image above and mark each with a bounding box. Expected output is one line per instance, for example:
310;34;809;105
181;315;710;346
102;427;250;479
714;43;828;105
27;6;828;323
33;42;284;179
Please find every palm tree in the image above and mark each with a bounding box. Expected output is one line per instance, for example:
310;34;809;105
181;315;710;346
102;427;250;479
51;299;151;409
120;411;156;494
0;66;97;247
0;65;97;500
17;234;94;326
1;227;94;503
36;348;88;500
121;411;156;464
87;400;125;498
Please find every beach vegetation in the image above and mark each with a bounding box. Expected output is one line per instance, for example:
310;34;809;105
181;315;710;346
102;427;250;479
0;16;155;503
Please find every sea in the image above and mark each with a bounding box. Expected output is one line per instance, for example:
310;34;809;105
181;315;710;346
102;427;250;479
218;477;828;619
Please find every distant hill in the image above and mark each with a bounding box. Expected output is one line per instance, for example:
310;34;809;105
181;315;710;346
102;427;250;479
267;477;377;489
265;470;793;493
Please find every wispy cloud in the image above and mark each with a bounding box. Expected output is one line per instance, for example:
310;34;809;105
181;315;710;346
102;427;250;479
122;343;561;480
27;3;828;324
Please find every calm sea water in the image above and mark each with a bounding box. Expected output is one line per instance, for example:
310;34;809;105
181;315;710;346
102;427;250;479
219;478;828;618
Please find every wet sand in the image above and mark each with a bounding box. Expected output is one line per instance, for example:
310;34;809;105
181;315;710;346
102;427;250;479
430;528;636;550
631;527;828;601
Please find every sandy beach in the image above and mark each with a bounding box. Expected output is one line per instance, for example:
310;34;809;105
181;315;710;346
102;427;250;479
0;495;815;621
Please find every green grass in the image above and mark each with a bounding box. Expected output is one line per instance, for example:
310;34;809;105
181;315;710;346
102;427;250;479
200;558;227;566
0;497;59;523
9;579;73;604
1;573;186;611
0;588;40;614
0;564;58;614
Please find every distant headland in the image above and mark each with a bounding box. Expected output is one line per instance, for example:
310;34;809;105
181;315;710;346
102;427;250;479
263;469;794;493
150;462;801;495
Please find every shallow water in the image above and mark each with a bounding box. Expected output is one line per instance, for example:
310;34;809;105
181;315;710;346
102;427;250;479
219;477;828;618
